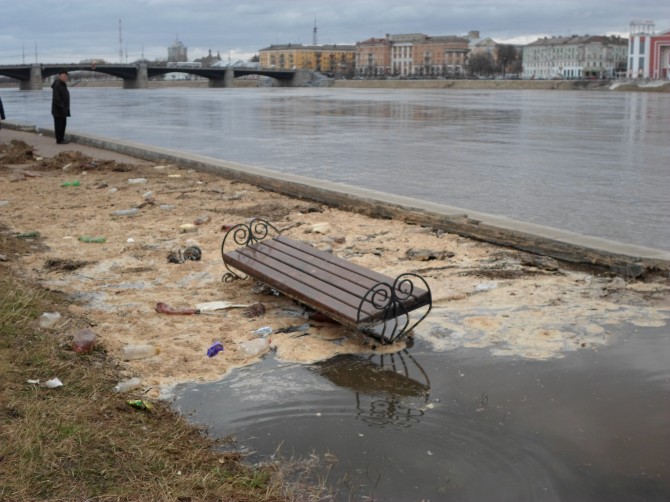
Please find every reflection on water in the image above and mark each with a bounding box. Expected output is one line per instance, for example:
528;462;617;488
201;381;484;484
4;87;670;249
171;324;670;501
317;351;431;429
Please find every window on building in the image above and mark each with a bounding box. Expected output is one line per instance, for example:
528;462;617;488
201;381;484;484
639;39;645;55
638;56;645;69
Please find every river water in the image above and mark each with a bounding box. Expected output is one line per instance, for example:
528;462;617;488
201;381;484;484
3;86;670;250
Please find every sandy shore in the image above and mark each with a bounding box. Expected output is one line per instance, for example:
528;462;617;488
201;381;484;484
1;129;668;399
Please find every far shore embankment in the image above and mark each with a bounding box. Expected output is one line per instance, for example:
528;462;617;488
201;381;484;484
2;77;668;92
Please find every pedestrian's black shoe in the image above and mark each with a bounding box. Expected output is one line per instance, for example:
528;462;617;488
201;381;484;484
57;140;70;144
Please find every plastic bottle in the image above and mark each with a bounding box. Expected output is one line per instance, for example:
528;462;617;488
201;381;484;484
127;178;148;184
72;328;97;353
61;180;80;187
251;326;273;337
39;312;61;329
122;344;160;361
239;338;270;358
111;208;139;217
113;377;142;393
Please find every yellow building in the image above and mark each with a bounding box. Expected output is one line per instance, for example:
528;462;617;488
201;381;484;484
258;44;356;77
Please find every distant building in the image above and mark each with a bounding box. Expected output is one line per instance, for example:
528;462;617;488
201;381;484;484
355;33;471;78
168;38;188;63
258;44;356;77
195;49;222;67
522;34;627;79
628;21;670;79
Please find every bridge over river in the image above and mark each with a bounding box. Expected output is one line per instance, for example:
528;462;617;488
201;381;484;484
0;63;308;90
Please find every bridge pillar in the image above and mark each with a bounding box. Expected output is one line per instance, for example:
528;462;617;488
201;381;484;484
19;64;44;91
208;67;233;88
290;70;312;87
123;63;148;89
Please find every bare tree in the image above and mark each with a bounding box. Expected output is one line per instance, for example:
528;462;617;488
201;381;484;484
495;44;519;75
469;52;494;77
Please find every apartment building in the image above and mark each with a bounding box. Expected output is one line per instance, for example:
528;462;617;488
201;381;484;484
258;44;356;77
356;33;471;77
628;20;670;79
522;34;628;79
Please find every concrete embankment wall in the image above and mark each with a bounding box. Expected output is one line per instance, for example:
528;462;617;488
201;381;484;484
6;123;668;277
332;79;670;92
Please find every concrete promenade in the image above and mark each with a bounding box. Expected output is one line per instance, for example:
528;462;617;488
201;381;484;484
3;122;669;276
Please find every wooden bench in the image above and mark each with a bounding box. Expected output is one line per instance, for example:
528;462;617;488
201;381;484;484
220;218;432;344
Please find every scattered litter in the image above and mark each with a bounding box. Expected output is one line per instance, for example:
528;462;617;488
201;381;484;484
207;341;224;358
16;231;40;239
180;223;197;233
45;378;63;389
310;222;331;234
111;208;139;217
251;326;273;337
0;200;9;207
127;400;153;411
108;187;118;194
72;328;97;353
167;174;181;178
275;323;310;334
195;301;251;312
27;379;40;385
61;180;80;187
78;236;106;243
167;246;202;264
155;302;199;315
127;178;148;184
39;312;61;329
160;204;176;211
122;344;160;360
114;377;142;393
475;282;498;292
194;214;211;225
127;237;135;243
238;338;271;358
243;303;266;318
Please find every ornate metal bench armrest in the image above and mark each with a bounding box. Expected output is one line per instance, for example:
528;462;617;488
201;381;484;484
357;273;433;344
221;218;280;282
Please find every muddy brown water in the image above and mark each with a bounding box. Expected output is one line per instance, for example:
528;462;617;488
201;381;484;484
172;322;670;501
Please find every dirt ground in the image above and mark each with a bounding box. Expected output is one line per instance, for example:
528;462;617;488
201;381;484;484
1;137;669;400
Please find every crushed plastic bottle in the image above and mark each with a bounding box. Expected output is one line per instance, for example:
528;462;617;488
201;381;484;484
127;178;148;184
39;312;61;329
122;344;160;361
61;180;80;187
113;377;142;393
72;328;97;353
110;208;139;217
239;338;271;358
251;326;273;337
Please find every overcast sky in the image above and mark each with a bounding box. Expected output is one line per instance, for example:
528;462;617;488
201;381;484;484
1;0;668;64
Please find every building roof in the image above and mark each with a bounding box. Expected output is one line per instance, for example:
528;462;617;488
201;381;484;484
259;43;355;51
526;35;627;46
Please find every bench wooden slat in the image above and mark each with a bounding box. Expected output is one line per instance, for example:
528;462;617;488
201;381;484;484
235;246;382;320
275;236;396;286
250;240;381;299
225;248;371;325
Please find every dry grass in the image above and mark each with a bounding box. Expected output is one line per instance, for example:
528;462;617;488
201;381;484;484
0;263;330;501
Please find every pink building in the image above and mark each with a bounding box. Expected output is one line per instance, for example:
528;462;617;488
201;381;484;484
628;21;670;79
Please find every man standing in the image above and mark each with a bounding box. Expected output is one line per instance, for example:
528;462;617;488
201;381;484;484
51;70;70;144
0;95;5;140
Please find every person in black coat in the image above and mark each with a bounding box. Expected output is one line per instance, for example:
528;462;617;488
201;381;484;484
0;95;5;137
51;70;71;144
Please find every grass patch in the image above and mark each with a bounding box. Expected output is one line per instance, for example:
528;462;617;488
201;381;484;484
0;270;331;501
